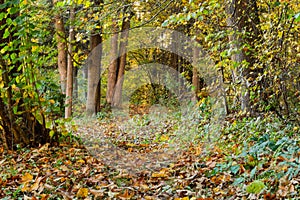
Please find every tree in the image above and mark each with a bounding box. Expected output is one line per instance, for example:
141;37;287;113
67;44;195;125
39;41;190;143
226;0;260;112
53;0;67;94
86;0;103;116
105;3;133;108
65;5;75;118
112;8;133;107
0;0;51;149
106;18;119;106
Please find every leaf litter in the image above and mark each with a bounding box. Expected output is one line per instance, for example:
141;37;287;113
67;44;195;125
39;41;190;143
1;114;300;199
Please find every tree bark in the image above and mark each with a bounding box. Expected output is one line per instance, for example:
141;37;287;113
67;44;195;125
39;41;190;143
226;0;260;112
65;6;75;118
112;11;133;107
73;66;78;100
106;18;119;106
53;0;67;94
86;0;103;116
192;46;200;101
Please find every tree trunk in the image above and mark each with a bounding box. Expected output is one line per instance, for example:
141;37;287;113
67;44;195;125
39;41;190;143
192;46;200;101
106;18;119;106
53;0;67;94
112;12;133;107
73;66;78;100
226;0;260;113
86;0;103;116
65;6;75;118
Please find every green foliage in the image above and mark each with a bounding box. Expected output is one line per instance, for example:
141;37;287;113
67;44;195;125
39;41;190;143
129;83;179;110
246;180;266;194
37;78;65;118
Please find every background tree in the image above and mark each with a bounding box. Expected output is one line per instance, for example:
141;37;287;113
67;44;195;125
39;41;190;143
52;0;67;94
86;0;103;116
65;4;75;118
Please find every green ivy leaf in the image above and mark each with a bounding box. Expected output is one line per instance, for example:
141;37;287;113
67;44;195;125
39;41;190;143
230;165;240;174
161;20;169;27
294;12;300;22
233;177;244;186
7;7;18;15
250;166;257;178
3;28;10;39
0;13;5;21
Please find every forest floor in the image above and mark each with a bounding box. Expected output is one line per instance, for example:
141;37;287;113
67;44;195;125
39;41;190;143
1;112;300;199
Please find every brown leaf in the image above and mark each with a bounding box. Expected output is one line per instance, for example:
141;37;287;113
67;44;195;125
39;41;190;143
117;189;134;199
89;189;105;198
263;192;276;200
40;194;50;200
30;176;43;191
239;164;246;174
206;161;216;168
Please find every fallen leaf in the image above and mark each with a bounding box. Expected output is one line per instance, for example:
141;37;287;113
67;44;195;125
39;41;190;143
76;188;89;198
151;168;169;178
30;176;43;191
117;189;134;199
21;173;33;183
77;159;85;164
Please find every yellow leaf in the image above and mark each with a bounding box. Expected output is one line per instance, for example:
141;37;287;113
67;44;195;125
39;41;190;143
160;135;169;142
21;173;33;183
151;168;169;178
175;197;189;200
21;182;30;192
31;46;38;52
126;143;136;147
144;196;155;200
49;99;55;104
76;188;89;198
77;159;85;164
40;97;45;102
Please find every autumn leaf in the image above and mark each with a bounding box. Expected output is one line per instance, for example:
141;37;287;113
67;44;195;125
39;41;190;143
174;197;189;200
76;188;89;198
30;176;43;191
117;189;135;199
21;173;33;183
151;168;169;178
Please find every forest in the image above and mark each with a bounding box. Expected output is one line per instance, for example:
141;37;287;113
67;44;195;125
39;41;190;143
0;0;299;199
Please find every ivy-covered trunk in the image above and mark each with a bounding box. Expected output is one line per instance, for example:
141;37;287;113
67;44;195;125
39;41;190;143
0;0;51;149
226;0;261;113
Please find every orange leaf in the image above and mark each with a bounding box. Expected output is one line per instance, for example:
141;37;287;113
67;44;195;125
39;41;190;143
151;168;169;178
117;189;134;199
40;194;50;200
76;188;89;198
21;182;30;192
21;173;33;183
